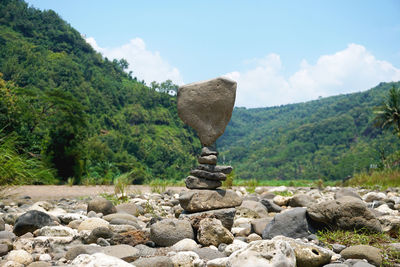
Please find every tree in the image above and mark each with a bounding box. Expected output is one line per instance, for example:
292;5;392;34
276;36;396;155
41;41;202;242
375;86;400;137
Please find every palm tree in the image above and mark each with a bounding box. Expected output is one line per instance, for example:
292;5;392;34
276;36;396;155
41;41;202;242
375;86;400;137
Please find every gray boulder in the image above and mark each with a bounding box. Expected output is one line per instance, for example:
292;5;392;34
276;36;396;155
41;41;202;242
87;197;116;215
177;77;237;146
150;219;194;247
289;194;313;207
190;169;226;181
307;196;382;232
197;164;233;174
262;207;317;239
13;210;54;236
236;200;269;218
179;189;242;212
260;198;283;212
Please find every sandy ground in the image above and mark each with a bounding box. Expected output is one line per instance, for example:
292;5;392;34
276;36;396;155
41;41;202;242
3;185;189;201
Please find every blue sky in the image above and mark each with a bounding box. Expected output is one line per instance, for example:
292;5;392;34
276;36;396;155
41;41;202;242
26;0;400;108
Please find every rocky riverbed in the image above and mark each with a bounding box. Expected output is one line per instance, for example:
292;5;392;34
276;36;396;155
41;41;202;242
0;185;399;267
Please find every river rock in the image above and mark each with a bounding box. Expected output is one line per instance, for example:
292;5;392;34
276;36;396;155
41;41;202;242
262;207;316;239
340;245;382;266
197;164;233;174
71;252;133;267
6;250;33;265
236;200;269;218
78;217;109;231
289;194;313;207
201;146;218;156
150;218;194;246
190;169;226;181
226;239;296;267
87;197;116;215
13;210;54;236
334;188;362;200
260;198;283;212
197;218;234;247
177;77;237;146
179;189;242;212
133;256;174;267
198;155;218;165
273;236;333;267
179;207;236;230
307;196;382;232
185;176;222;189
115;202;140;216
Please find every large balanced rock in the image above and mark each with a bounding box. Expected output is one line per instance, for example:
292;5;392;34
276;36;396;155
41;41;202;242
87;197;117;215
307;196;382;232
179;189;242;212
177;77;237;146
185;176;222;189
13;210;54;236
150;219;194;247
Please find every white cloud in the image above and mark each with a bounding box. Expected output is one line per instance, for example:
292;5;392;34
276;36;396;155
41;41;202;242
85;37;184;85
225;44;400;108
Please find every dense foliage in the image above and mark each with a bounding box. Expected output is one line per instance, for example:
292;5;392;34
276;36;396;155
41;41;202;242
0;0;200;184
218;82;400;181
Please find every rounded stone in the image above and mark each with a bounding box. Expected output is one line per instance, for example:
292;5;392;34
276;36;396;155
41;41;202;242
150;219;194;247
7;250;33;265
78;218;109;231
87;197;117;215
13;210;54;236
340;245;382;266
197;218;234;247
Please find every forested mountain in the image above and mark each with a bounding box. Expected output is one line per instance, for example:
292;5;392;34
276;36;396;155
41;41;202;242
218;81;400;181
0;0;200;184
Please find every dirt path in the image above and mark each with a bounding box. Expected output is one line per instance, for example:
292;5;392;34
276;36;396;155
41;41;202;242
4;185;188;201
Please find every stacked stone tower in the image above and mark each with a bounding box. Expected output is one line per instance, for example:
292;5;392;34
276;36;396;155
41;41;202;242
176;77;242;228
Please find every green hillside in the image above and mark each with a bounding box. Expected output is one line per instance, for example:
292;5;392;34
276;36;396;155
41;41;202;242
218;82;400;181
0;0;200;184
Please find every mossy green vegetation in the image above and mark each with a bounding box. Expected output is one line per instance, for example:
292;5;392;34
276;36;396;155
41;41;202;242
0;0;200;185
345;169;400;189
318;229;400;266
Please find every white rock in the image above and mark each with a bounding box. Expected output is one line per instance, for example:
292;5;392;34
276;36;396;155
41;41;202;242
273;195;291;206
269;186;288;193
170;251;203;267
6;250;33;265
71;253;133;267
3;261;24;267
58;213;88;223
172;238;199;251
227;240;296;267
206;257;229;267
247;233;262;242
34;225;77;237
375;204;399;216
224;239;248;256
39;253;52;261
78;218;109;231
255;187;267;194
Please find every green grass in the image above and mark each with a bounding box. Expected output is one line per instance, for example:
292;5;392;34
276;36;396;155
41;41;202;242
318;229;400;266
345;169;400;189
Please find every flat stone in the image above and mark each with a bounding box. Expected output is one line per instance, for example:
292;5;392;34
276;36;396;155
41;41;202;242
334;188;362;200
179;190;242;212
236;200;269;218
193;247;225;261
177;77;237;146
179;208;236;230
340;245;382;266
197;164;233;174
71;253;133;267
190;169;226;181
251;217;273;236
201;146;218;156
133;256;174;267
185;176;222;189
198;155;217;165
260;199;283;213
288;194;313;208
